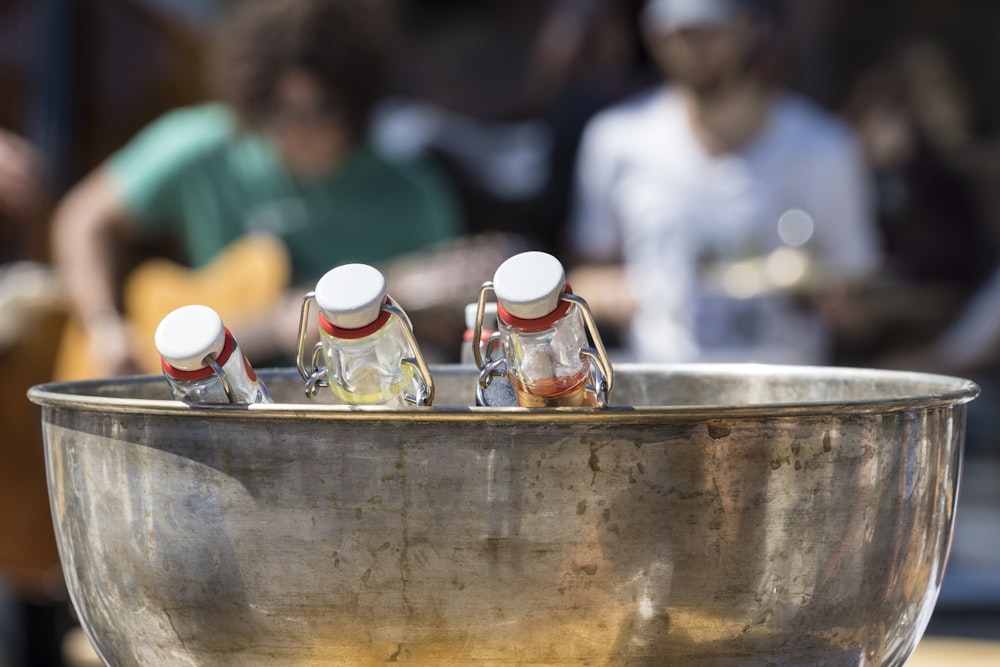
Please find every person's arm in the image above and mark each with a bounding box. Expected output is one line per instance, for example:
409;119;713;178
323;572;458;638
880;265;1000;375
227;286;313;365
806;128;881;283
565;115;638;330
52;106;231;376
51;166;142;376
928;267;1000;372
798;123;884;347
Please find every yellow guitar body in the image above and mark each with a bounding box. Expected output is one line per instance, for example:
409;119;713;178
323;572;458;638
53;233;291;380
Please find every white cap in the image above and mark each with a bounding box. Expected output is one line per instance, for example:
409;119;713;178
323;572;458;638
155;304;226;371
493;251;566;320
315;263;387;329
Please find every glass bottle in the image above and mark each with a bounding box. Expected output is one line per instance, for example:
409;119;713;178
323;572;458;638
486;251;613;407
155;304;272;405
298;263;433;406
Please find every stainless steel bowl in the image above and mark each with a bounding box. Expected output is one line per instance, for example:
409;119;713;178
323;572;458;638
28;364;978;666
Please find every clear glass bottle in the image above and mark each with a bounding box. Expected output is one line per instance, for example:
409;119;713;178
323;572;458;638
492;251;609;407
310;263;432;406
155;304;272;405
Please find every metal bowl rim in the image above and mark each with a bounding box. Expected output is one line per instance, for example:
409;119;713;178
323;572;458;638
27;363;981;421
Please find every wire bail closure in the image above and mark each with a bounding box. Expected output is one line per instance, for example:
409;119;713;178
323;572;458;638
472;281;614;407
162;330;238;403
295;292;435;405
207;357;236;404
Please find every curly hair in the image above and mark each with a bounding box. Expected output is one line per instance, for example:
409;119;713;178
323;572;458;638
212;0;393;140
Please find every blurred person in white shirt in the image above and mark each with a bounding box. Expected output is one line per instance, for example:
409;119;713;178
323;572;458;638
568;0;880;364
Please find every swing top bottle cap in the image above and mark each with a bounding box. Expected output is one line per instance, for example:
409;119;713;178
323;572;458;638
154;304;226;371
493;251;566;320
315;263;387;329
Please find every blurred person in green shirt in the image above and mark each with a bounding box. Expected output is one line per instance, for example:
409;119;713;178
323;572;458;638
52;0;461;377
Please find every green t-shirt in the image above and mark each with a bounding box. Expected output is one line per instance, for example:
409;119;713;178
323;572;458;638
108;104;461;285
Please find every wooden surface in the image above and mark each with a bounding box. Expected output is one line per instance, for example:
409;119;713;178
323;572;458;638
908;637;1000;665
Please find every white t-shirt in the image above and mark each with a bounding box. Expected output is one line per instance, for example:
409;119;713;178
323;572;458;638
570;86;880;364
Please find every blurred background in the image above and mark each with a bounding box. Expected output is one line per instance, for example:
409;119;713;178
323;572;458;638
2;0;1000;664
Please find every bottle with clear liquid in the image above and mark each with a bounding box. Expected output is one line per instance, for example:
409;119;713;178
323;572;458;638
474;251;613;407
155;304;272;405
296;263;434;406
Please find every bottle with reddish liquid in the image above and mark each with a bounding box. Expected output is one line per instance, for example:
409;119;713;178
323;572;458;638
485;251;612;408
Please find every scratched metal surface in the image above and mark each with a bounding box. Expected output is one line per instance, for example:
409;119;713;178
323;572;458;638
29;365;978;666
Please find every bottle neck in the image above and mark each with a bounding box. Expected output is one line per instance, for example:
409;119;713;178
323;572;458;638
318;297;392;339
161;329;237;381
496;284;573;333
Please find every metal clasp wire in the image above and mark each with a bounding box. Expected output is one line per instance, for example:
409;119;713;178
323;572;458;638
475;336;506;406
295;292;328;399
561;292;615;400
472;281;508;404
383;301;435;406
471;282;615;407
207;357;237;404
471;281;496;371
294;292;435;405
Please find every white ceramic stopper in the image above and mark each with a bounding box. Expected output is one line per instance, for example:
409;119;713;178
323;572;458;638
493;251;566;320
315;263;387;329
155;304;226;371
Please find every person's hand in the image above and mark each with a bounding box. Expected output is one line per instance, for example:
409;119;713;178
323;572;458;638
0;128;46;223
229;288;314;364
567;263;636;330
271;289;315;359
84;311;142;377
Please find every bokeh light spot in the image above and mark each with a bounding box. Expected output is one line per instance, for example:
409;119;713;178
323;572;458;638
777;209;815;247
